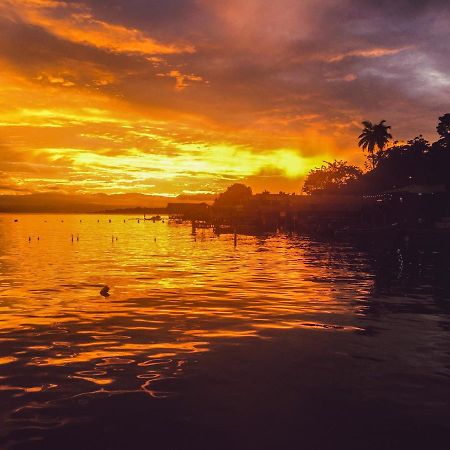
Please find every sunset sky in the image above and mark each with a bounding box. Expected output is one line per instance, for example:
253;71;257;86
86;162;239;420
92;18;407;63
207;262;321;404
0;0;449;197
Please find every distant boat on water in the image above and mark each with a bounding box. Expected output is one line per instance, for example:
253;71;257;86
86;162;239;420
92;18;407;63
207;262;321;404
143;214;162;222
129;214;163;222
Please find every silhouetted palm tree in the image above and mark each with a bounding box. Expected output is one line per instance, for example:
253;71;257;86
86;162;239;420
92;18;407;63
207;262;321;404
358;120;392;169
436;113;450;147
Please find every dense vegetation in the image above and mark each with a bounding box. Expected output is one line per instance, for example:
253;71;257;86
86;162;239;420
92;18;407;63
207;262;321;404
214;183;253;205
303;113;450;195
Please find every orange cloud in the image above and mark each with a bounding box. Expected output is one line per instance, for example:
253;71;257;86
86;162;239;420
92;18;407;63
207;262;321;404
0;64;333;195
157;70;204;91
1;0;444;198
3;0;195;56
328;46;412;62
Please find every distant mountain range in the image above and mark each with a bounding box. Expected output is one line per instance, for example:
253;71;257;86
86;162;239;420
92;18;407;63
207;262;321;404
0;192;215;213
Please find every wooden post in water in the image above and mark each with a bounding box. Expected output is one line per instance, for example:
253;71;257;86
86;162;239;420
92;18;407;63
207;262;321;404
192;221;197;235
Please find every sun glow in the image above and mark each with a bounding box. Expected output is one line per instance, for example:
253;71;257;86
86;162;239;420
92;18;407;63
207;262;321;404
0;0;368;198
0;63;329;195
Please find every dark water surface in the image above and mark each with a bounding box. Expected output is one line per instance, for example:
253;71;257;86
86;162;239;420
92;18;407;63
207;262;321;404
0;214;449;449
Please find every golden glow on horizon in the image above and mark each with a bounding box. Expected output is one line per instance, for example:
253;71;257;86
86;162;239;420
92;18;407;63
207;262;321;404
0;0;364;197
0;65;336;195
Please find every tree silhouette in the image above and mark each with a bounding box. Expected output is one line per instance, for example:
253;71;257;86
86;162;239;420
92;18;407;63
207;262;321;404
357;114;450;192
407;135;430;156
365;136;431;191
302;160;362;195
436;113;450;148
215;183;252;205
358;120;392;169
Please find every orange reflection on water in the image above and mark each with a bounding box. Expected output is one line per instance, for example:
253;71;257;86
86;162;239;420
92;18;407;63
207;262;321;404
0;214;372;402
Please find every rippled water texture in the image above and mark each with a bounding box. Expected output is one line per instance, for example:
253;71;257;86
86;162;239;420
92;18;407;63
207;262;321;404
0;214;449;449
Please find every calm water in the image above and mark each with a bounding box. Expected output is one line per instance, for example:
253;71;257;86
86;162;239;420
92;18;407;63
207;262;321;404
0;214;449;449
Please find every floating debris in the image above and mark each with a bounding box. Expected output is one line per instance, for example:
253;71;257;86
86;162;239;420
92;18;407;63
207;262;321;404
100;286;110;297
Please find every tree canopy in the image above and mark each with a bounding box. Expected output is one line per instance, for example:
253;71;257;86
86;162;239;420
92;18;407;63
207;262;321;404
436;113;450;148
302;160;362;195
214;183;252;205
358;120;392;169
302;113;450;195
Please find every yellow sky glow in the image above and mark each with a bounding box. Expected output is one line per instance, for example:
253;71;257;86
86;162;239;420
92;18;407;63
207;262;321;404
2;0;413;198
0;62;335;195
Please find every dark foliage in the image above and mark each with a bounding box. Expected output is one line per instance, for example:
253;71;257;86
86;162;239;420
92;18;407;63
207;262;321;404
214;183;252;206
304;114;450;195
302;160;362;195
358;120;392;169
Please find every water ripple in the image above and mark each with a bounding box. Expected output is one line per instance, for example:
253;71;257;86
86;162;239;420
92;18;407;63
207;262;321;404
0;214;449;448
